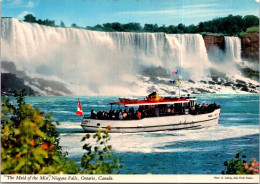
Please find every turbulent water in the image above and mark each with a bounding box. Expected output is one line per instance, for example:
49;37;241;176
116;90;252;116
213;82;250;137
10;94;258;174
2;18;257;96
1;18;259;175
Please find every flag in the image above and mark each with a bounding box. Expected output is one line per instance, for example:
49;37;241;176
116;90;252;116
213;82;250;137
76;99;83;115
172;70;178;76
177;81;182;85
169;80;176;84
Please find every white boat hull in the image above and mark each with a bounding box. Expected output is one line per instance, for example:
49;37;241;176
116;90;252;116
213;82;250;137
81;109;221;133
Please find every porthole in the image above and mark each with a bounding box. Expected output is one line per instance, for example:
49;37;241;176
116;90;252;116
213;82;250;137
97;123;100;126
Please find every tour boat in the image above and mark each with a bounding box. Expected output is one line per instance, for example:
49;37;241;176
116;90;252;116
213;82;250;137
81;92;221;133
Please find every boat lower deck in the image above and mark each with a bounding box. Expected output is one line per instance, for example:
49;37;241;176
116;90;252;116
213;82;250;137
81;108;221;133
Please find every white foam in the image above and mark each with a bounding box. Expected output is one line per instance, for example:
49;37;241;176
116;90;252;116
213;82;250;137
59;125;259;157
2;18;258;96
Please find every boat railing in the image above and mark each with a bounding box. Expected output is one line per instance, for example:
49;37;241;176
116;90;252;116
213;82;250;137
85;105;221;120
86;107;221;121
83;115;91;119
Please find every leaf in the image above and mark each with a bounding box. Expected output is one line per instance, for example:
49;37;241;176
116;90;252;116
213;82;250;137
224;161;228;166
83;144;91;151
81;137;87;142
14;158;26;171
81;134;91;142
4;125;9;135
235;152;240;159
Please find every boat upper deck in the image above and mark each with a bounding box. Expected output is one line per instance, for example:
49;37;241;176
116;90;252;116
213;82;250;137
110;97;197;107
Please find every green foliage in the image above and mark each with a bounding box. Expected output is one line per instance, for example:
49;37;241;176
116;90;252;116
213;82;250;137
1;90;125;174
1;90;78;174
243;15;259;28
86;14;258;35
123;23;142;32
247;26;259;33
22;13;259;36
240;26;259;36
24;14;55;27
24;14;37;23
81;126;125;174
71;23;78;28
222;151;259;174
60;21;66;27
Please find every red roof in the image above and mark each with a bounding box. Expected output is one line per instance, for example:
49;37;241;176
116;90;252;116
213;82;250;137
110;97;196;107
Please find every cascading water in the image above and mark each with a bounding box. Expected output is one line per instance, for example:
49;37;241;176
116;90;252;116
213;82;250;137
2;18;257;95
1;18;211;95
224;36;242;62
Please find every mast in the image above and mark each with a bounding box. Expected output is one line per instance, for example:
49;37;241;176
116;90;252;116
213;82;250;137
170;70;181;97
176;73;181;97
178;75;181;97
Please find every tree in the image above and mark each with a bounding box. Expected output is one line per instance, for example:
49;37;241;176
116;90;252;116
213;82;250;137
144;24;158;32
198;22;205;32
177;23;186;33
111;22;124;32
44;19;55;27
123;22;142;32
187;24;197;33
81;127;125;174
71;23;78;28
166;25;177;34
37;19;43;25
102;23;113;32
1;90;77;174
243;15;259;29
1;90;124;174
60;21;66;27
23;14;259;35
24;14;36;23
93;24;103;31
158;25;167;33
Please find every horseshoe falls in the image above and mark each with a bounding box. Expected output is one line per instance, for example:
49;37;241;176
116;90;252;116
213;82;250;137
1;18;258;96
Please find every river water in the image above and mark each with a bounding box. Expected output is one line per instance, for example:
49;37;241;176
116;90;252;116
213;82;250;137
20;94;259;174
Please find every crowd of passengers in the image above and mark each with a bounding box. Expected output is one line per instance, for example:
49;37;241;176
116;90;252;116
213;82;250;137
91;108;141;120
90;103;220;120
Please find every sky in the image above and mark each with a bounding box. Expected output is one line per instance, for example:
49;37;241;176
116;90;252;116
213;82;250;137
1;0;259;27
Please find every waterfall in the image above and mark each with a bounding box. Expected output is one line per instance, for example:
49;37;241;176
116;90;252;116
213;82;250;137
1;18;211;95
224;36;242;62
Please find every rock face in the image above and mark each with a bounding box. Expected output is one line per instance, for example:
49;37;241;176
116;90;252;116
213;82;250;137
241;32;259;62
202;35;225;52
203;33;259;63
1;73;36;96
1;61;72;96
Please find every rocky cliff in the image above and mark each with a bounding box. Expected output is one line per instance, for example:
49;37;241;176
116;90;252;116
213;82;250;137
241;32;259;62
202;33;259;63
202;35;225;52
1;61;72;96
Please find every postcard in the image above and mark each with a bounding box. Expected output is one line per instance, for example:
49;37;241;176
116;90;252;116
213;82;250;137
1;0;259;183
